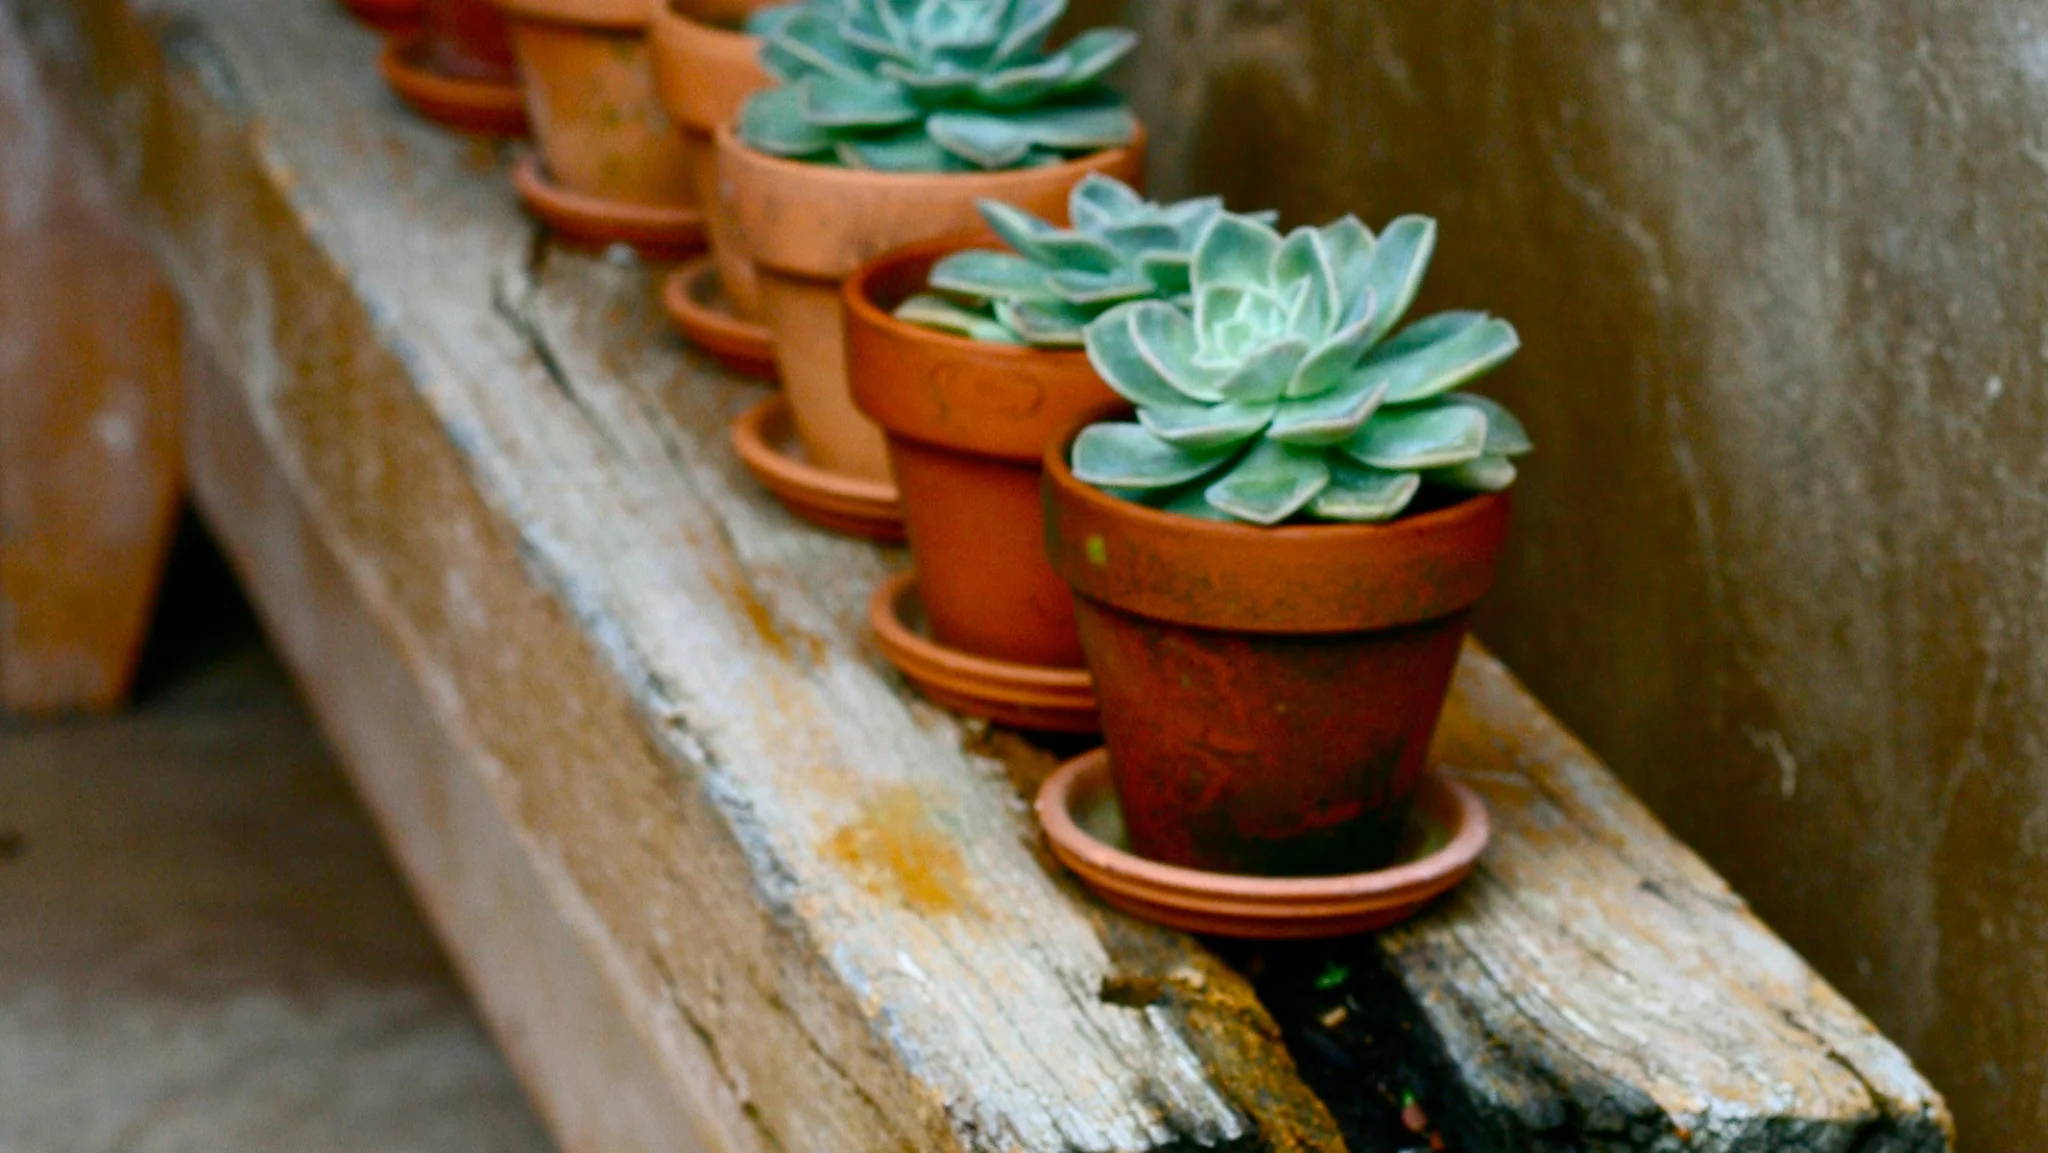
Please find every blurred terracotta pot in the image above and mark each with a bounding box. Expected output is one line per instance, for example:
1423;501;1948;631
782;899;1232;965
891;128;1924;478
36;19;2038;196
650;0;778;321
496;0;701;255
342;0;424;35
715;124;1143;489
378;0;527;136
847;235;1114;671
1043;424;1512;877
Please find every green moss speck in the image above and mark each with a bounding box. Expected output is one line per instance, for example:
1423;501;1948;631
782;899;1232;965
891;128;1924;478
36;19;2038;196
1085;535;1108;567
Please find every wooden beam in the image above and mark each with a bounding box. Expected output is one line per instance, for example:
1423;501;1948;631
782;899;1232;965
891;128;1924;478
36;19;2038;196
0;18;181;713
13;0;1954;1148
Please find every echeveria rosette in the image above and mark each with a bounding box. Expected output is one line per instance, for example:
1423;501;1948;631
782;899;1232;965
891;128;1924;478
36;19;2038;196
1072;212;1531;525
738;0;1139;173
893;176;1275;346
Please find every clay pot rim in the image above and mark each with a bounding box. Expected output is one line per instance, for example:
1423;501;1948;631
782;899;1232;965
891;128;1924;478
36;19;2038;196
1037;748;1490;902
1043;410;1511;553
713;119;1147;196
341;0;424;33
512;154;707;258
664;260;776;380
730;394;906;542
378;35;529;136
492;0;649;31
844;232;1093;367
649;2;768;132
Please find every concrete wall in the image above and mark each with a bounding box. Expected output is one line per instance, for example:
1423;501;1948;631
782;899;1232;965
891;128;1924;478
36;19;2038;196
1079;2;2048;1147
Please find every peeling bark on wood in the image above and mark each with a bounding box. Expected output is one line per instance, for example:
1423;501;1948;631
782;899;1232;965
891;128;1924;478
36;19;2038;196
7;0;1954;1149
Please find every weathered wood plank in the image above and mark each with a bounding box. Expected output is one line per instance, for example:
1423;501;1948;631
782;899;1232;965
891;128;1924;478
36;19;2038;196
0;19;181;713
12;0;1954;1149
183;338;707;1153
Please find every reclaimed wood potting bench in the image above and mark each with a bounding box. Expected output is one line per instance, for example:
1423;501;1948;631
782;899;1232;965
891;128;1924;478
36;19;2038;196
3;0;1954;1148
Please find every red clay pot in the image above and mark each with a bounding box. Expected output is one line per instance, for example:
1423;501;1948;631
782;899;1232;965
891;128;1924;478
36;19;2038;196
1042;421;1512;877
847;236;1117;670
496;0;700;253
379;0;527;136
341;0;425;35
716;124;1144;486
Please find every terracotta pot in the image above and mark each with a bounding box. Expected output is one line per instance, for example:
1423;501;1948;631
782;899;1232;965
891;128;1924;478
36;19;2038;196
847;235;1116;669
379;0;527;136
716;124;1144;484
1043;421;1512;877
341;0;425;35
496;0;698;243
651;0;777;318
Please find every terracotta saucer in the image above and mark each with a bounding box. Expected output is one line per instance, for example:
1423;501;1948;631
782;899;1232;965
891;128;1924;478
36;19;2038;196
341;0;423;33
512;155;705;260
378;35;528;137
730;395;904;542
1036;749;1490;939
869;571;1099;733
663;258;775;380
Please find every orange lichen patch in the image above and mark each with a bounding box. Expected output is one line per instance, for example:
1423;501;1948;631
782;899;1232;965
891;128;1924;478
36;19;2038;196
822;785;978;917
717;572;824;666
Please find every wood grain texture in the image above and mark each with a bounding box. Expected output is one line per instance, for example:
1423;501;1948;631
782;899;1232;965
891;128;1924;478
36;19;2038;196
11;0;1952;1148
0;17;181;713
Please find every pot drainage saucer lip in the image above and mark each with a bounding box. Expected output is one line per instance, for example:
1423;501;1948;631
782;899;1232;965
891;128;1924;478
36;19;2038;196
869;571;1099;734
342;0;423;33
512;155;706;260
730;394;905;543
378;35;528;137
664;259;775;380
1035;748;1490;940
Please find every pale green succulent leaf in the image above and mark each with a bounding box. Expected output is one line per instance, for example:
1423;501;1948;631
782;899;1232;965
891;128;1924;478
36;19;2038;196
1043;27;1139;88
1371;310;1487;361
927;111;1036;168
1355;214;1437;337
993;0;1064;63
770;10;870;79
1136;252;1192;297
1072;422;1238;490
1309;461;1421;522
994;93;1138;151
1343;404;1489;470
739;86;836;158
1086;302;1229;403
1426;453;1518;492
1204;439;1332;525
834;128;967;171
1267;375;1389;446
929;249;1057;301
976;200;1061;263
878;60;980;101
1158;484;1240;522
1048;267;1155;305
1101;221;1183;260
1362;316;1521;403
1069;173;1146;232
1137;401;1275;450
1319;215;1375;287
1439;392;1533;456
1287;308;1378;398
976;54;1074;107
1272;227;1339;336
894;293;1022;343
1194;214;1284;289
1214;339;1309;405
799;73;921;127
994;298;1094;346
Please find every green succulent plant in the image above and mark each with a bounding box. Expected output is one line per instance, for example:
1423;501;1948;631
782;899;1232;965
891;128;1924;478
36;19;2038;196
738;0;1139;172
1072;212;1530;525
892;176;1274;346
